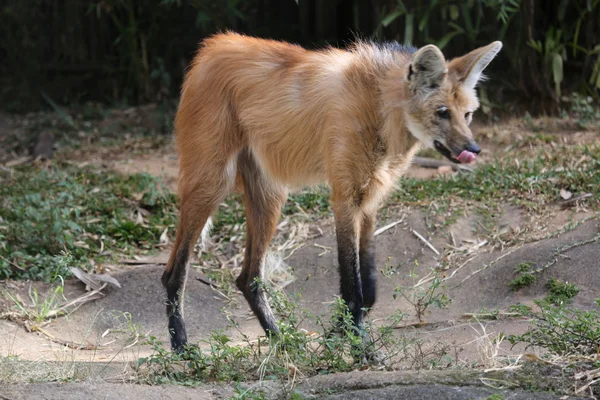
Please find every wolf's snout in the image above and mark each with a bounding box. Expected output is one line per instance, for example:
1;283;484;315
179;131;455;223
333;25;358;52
456;142;480;164
465;143;481;154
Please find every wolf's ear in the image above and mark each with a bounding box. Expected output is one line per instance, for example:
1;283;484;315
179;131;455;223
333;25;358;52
449;41;502;90
406;45;447;94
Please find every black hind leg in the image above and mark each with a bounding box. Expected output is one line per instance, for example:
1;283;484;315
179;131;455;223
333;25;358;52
235;149;288;336
360;212;377;311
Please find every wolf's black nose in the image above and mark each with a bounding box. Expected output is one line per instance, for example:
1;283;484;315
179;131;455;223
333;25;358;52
466;143;481;154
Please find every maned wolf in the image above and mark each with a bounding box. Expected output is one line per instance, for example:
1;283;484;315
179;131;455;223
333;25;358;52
162;32;502;351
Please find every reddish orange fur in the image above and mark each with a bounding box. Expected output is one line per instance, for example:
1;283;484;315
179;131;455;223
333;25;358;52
162;32;501;350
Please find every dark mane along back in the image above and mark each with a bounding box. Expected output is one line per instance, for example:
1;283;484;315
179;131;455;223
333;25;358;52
380;41;418;55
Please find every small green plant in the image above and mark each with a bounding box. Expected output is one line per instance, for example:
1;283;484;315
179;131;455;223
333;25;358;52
0;163;177;280
509;262;536;290
283;186;331;216
508;299;600;356
564;93;600;128
392;261;450;323
528;27;566;98
545;278;580;306
230;385;269;400
5;278;67;322
138;277;452;390
392;143;600;212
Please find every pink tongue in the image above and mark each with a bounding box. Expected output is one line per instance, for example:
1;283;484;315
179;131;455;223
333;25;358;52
457;150;477;164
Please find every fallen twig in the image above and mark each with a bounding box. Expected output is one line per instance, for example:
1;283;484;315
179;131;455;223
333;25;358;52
453;248;520;288
121;257;169;265
313;243;332;256
560;192;592;207
34;326;100;350
49;283;108;318
4;156;32;167
575;368;600;395
196;274;222;289
70;267;121;290
533;233;600;275
374;219;404;236
461;311;522;320
412;229;440;255
0;254;25;271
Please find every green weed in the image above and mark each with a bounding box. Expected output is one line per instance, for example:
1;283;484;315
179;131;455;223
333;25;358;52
391;261;451;323
393;144;600;210
138;276;452;390
4;278;67;322
509;263;536;291
564;93;600;128
508;299;600;356
284;187;331;216
0;163;177;280
545;278;580;306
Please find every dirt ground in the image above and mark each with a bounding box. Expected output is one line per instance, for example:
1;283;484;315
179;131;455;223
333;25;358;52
1;114;599;399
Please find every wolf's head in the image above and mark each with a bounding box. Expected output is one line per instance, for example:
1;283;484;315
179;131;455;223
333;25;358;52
402;41;502;163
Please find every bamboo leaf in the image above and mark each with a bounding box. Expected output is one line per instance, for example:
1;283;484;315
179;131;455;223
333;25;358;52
450;5;459;21
552;53;563;97
404;13;414;45
436;30;461;50
40;91;76;129
381;9;404;27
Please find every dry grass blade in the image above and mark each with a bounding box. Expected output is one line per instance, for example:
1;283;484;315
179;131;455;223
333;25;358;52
443;255;477;283
50;283;108;318
121;256;169;265
374;219;404;236
412;229;440;255
574;368;600;394
313;243;332;256
453;247;520;288
33;326;100;351
4;156;32;167
560;192;592;207
263;252;295;289
469;320;505;369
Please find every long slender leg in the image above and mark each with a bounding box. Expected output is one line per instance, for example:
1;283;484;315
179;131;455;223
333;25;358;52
162;176;230;352
332;196;364;329
359;211;377;310
235;149;287;336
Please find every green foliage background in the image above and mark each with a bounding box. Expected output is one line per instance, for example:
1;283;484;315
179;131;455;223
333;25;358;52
0;0;598;112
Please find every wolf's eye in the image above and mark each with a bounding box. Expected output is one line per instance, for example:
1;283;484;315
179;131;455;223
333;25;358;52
436;107;450;119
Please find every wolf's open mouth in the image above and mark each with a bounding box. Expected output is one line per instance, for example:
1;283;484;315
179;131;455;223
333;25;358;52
433;140;459;163
433;140;478;164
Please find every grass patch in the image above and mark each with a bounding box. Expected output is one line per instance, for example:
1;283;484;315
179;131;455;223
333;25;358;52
509;263;536;291
0;163;177;280
5;278;67;322
507;300;600;395
277;143;600;224
545;278;580;306
137;277;453;392
284;187;331;216
392;144;599;210
139;292;399;387
508;299;600;356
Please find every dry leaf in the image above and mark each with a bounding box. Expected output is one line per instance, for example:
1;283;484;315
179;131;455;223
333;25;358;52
560;188;572;200
69;267;121;290
135;210;144;225
159;227;170;245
